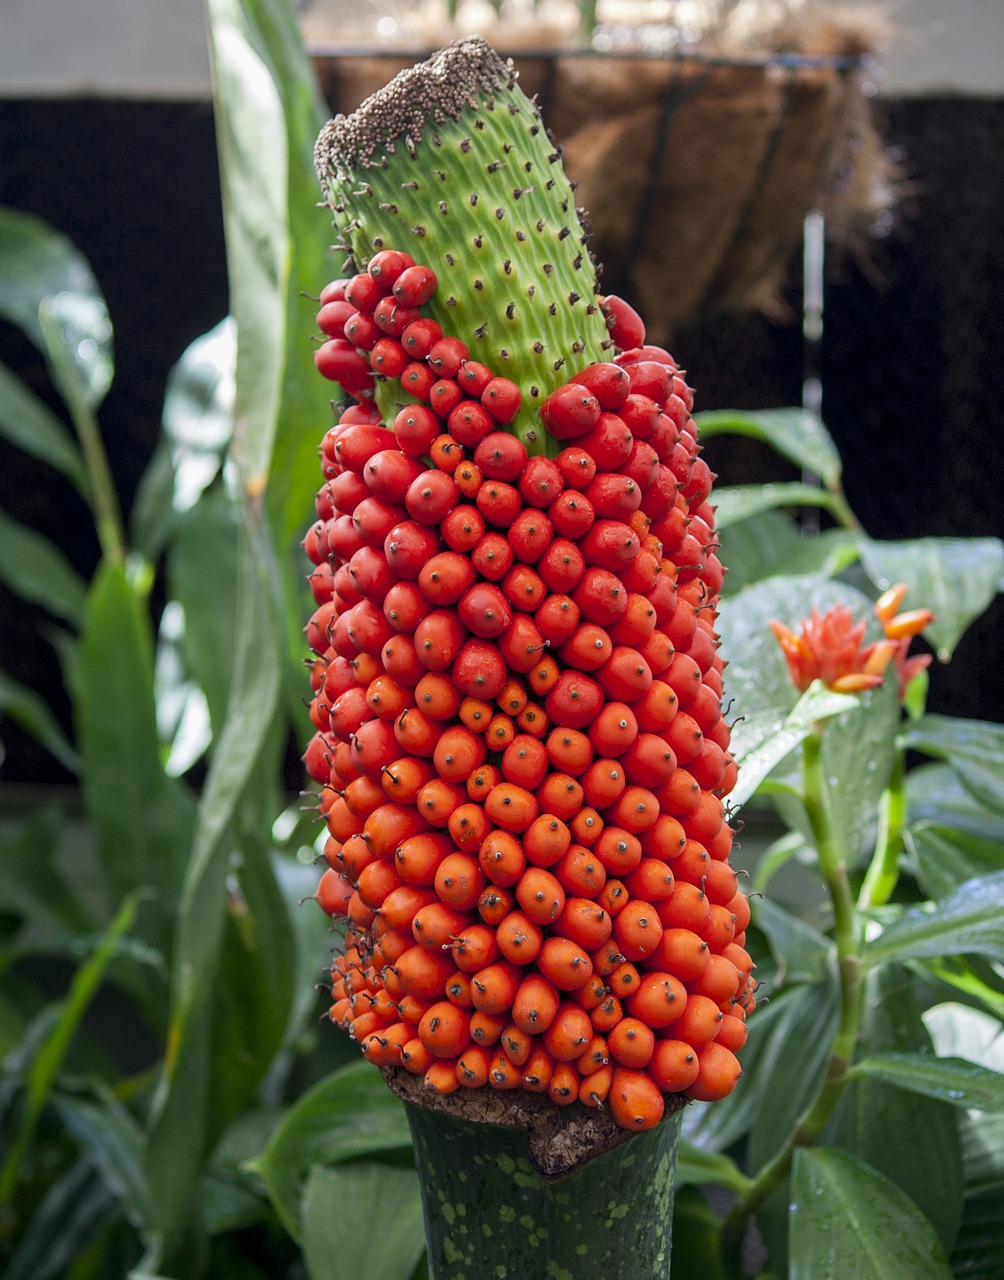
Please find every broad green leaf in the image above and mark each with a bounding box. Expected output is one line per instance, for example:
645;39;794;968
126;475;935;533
669;1186;727;1280
2;1157;117;1280
161;318;235;513
865;870;1004;969
713;482;842;529
54;1090;153;1228
167;485;241;736
907;822;1004;900
0;507;88;623
790;1148;953;1279
918;956;1004;1021
718;509;802;595
0;670;78;772
770;526;861;582
906;762;1004;845
0;208;112;409
695;407;842;489
849;1053;1004;1112
143;506;283;1255
38;289;114;413
249;1060;413;1241
72;559;195;952
0;360;88;491
0;891;143;1205
302;1162;425;1280
925;1002;1004;1075
905;714;1004;815
859;536;1004;661
751;895;832;986
726;679;860;810
675;1142;750;1193
826;967;963;1250
129;435;177;564
0;807;93;938
153;601;213;776
206;0;289;490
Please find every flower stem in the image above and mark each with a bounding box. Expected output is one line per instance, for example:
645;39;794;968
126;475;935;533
857;745;906;909
719;729;864;1279
72;396;127;566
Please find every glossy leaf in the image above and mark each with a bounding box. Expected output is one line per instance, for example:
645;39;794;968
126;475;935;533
865;870;1004;969
144;508;282;1253
0;359;88;492
826;966;963;1250
860;536;1003;661
0;507;88;623
0;208;113;409
718;509;802;595
249;1060;413;1241
925;1002;1004;1075
72;560;195;952
38;290;114;413
713;482;841;529
849;1053;1004;1112
905;762;1004;844
905;714;1004;815
907;822;1004;899
769;527;861;582
751;895;832;986
695;407;842;488
161;318;235;513
0;669;78;773
790;1147;953;1279
302;1162;425;1280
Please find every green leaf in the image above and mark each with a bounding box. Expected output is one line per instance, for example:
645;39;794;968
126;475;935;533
695;407;842;489
2;1157;118;1280
0;360;88;492
865;871;1004;969
770;527;861;582
0;890;144;1205
161;318;235;514
72;559;195;952
726;679;860;811
718;509;803;595
905;763;1004;844
826;966;963;1250
302;1161;425;1280
905;714;1004;814
249;1061;414;1242
675;1142;750;1194
0;807;93;938
0;669;79;773
143;507;283;1254
751;895;832;986
849;1053;1004;1112
924;1002;1004;1075
54;1089;153;1228
790;1148;953;1279
907;822;1004;900
0;507;88;623
37;290;114;414
859;536;1004;661
713;482;843;529
129;435;177;564
0;208;112;409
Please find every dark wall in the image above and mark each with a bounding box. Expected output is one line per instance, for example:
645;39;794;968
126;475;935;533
0;93;1000;785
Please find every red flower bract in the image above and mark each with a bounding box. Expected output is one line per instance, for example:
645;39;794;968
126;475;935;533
769;605;895;694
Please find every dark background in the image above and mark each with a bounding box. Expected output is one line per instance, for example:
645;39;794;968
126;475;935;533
1;92;1001;787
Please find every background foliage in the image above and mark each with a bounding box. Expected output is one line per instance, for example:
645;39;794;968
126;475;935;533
1;2;1002;1277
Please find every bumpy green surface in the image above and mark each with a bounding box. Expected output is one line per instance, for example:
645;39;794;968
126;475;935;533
406;1102;682;1280
314;37;611;455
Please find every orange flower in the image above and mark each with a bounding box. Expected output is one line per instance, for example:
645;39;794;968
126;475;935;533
875;583;934;699
769;606;896;694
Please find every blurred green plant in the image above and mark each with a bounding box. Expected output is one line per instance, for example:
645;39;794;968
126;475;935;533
1;2;1002;1278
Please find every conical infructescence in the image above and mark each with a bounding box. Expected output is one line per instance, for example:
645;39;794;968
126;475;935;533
305;37;751;1133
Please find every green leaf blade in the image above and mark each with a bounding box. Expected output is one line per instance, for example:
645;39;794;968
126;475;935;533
0;508;88;624
695;407;842;488
864;871;1004;969
0;360;88;491
850;1052;1004;1112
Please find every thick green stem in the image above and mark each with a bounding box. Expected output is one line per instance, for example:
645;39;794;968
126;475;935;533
719;730;864;1279
404;1094;683;1279
72;398;127;564
857;745;906;909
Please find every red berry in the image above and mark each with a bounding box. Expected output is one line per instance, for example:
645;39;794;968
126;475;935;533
481;377;522;424
367;248;415;286
601;295;646;350
393;264;438;307
401;317;444;360
541;383;601;441
428;336;469;378
475;432;528;482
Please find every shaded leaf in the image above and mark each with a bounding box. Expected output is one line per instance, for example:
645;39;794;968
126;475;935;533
907;822;1004;900
0;669;79;772
713;482;842;529
249;1060;413;1242
850;1053;1004;1112
0;507;88;623
905;714;1004;815
675;1142;750;1194
0;807;93;938
695;407;842;488
906;763;1004;845
302;1162;425;1280
129;435;177;564
54;1089;153;1228
790;1147;953;1279
0;359;88;492
2;1157;118;1280
865;871;1004;969
718;509;802;595
751;895;832;986
860;536;1003;661
72;560;195;953
770;527;861;582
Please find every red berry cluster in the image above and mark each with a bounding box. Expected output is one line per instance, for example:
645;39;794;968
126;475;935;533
303;251;753;1131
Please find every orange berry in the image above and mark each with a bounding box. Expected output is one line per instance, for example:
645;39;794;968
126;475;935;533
608;1067;665;1131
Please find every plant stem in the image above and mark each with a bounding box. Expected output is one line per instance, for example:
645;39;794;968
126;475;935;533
827;479;864;534
72;397;127;565
857;745;906;909
719;729;864;1279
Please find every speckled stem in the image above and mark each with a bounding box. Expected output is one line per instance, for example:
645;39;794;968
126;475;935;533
405;1100;682;1280
314;37;611;456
